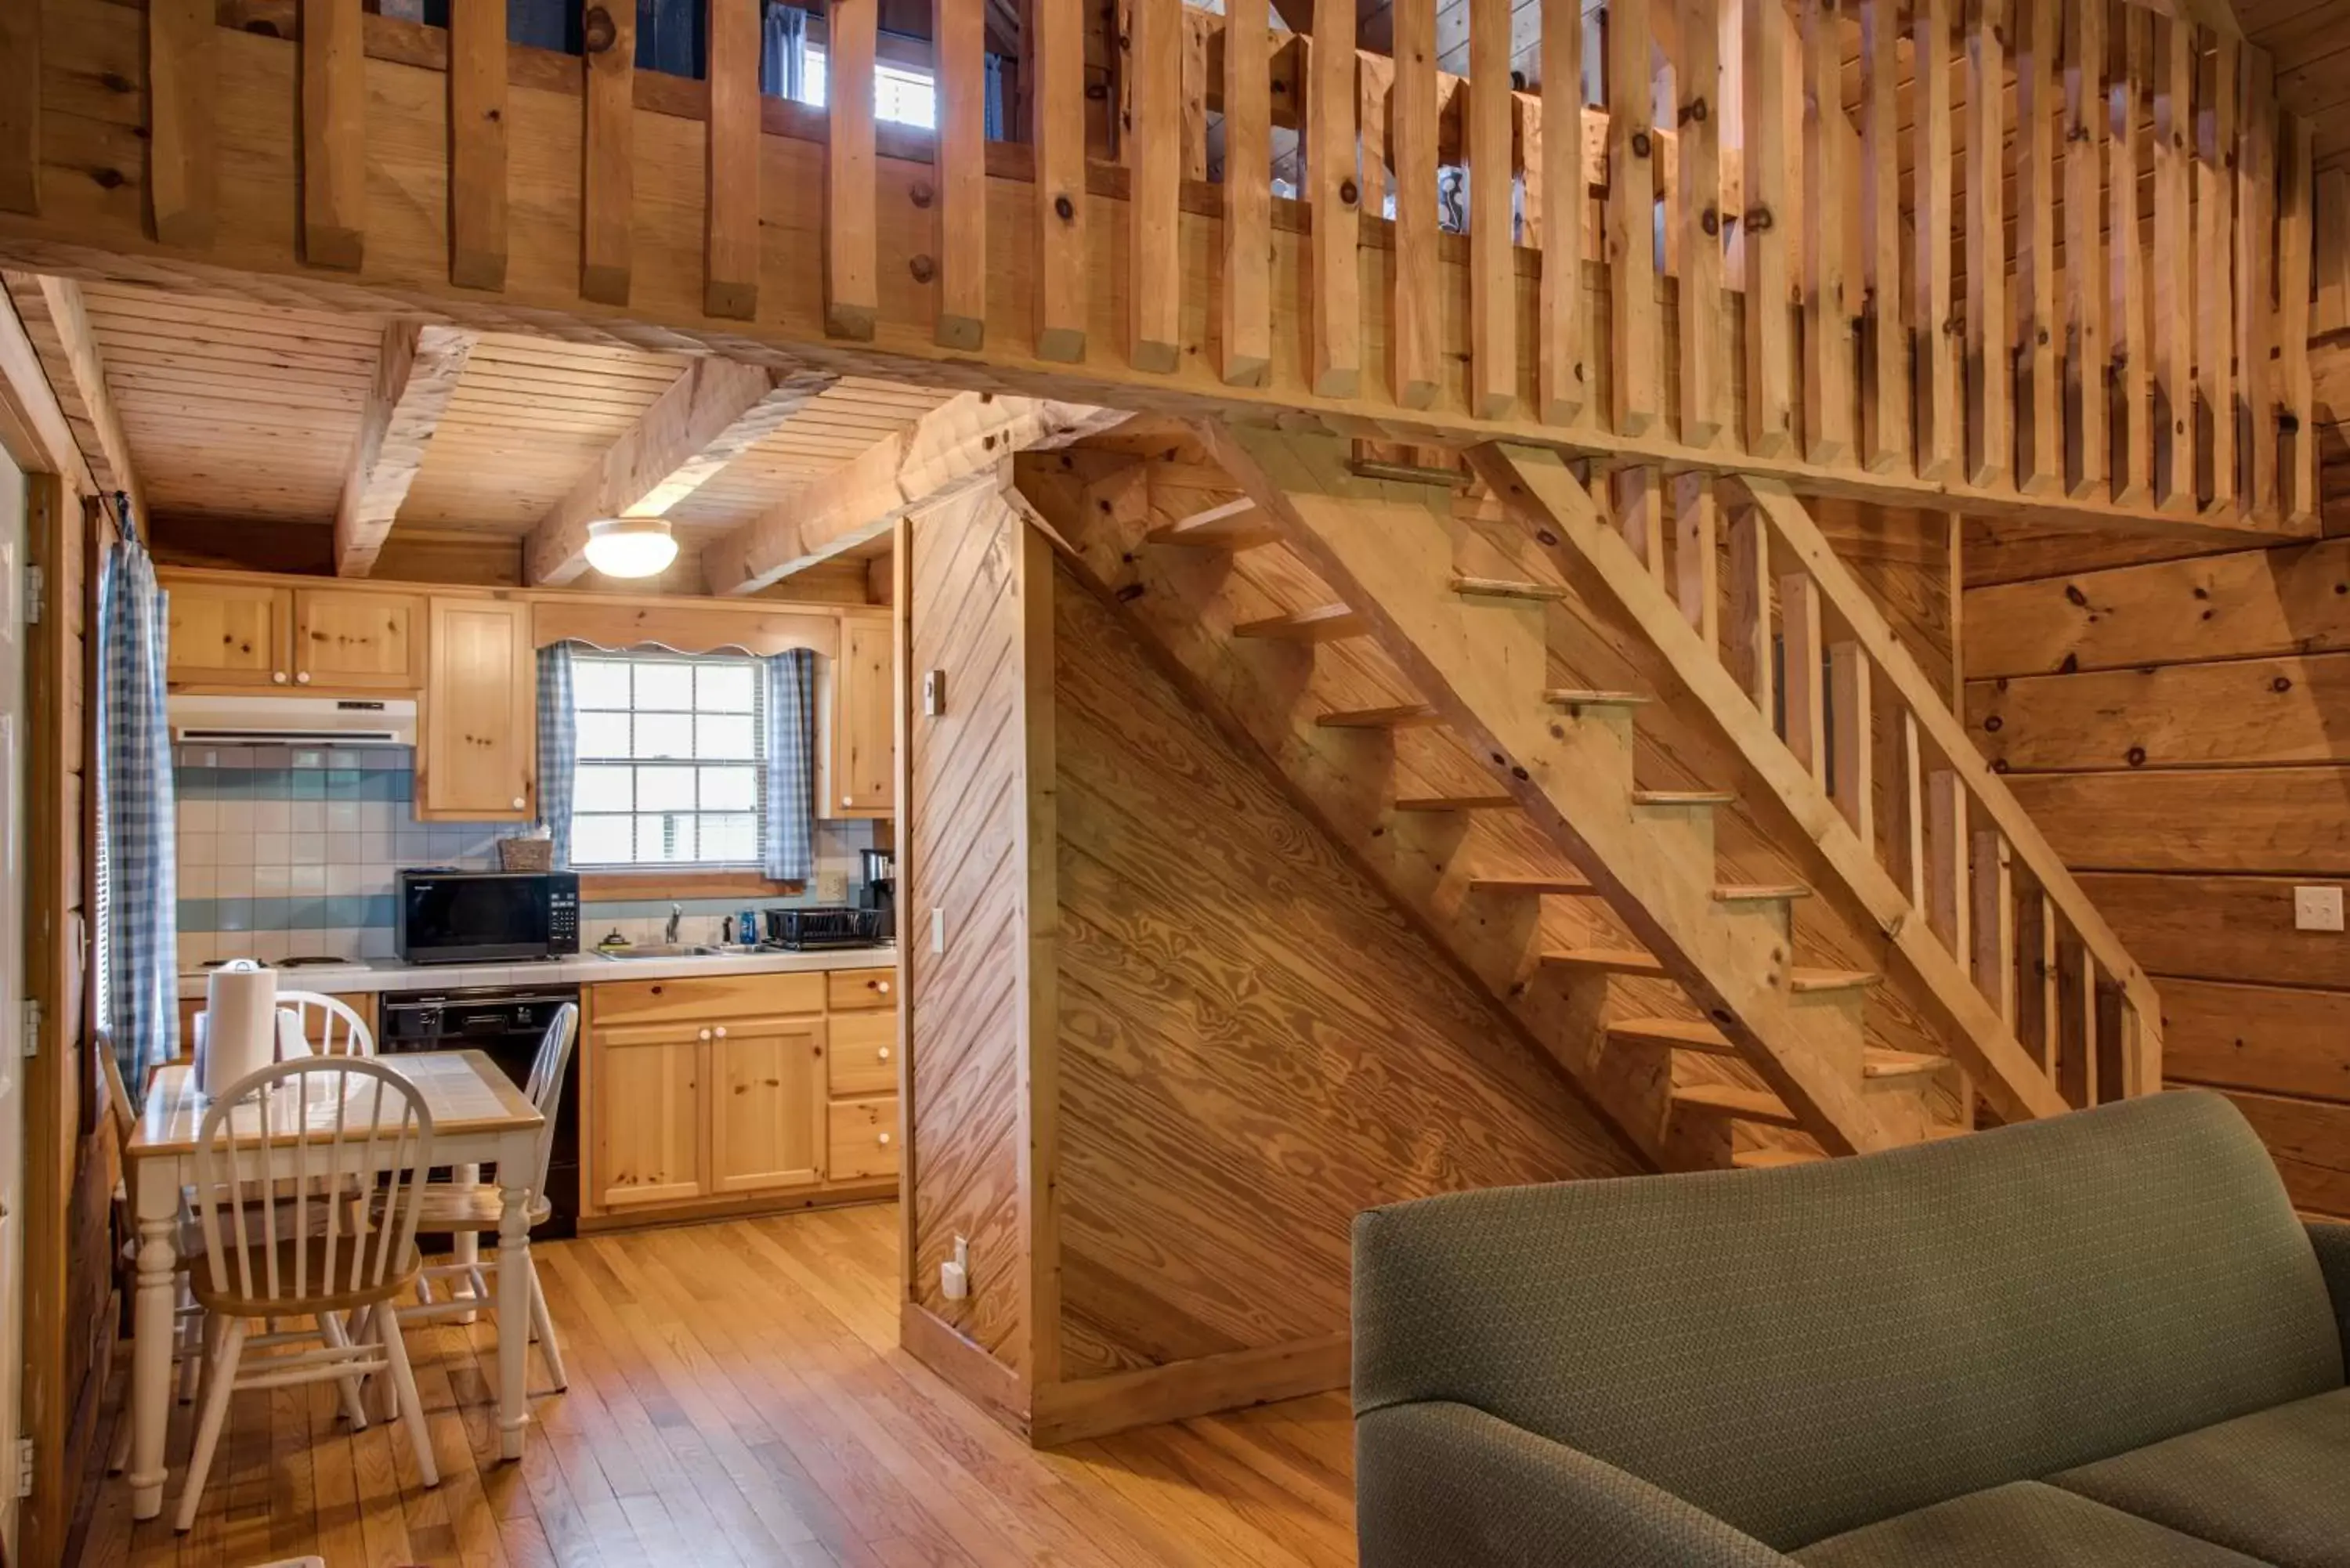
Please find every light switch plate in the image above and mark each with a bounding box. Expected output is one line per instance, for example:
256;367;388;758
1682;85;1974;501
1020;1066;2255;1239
2295;885;2345;932
922;669;946;717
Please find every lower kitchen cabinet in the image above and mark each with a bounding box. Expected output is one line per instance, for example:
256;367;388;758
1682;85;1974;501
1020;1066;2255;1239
595;1021;707;1210
828;1096;900;1181
709;1018;826;1194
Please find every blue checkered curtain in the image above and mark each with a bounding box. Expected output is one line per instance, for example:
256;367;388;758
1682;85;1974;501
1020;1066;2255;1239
761;2;808;99
763;649;816;883
96;502;178;1080
535;641;577;868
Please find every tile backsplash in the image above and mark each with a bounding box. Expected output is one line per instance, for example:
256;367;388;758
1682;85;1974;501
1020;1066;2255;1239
175;744;877;970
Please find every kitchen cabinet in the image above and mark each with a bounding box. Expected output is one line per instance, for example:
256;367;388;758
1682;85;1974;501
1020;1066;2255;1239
166;581;293;687
826;1009;895;1097
594;1021;707;1209
823;616;894;818
827;1097;899;1180
418;596;535;821
708;1018;826;1194
295;588;425;690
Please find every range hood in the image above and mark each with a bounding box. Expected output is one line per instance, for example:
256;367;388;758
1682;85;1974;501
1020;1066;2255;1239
170;694;417;748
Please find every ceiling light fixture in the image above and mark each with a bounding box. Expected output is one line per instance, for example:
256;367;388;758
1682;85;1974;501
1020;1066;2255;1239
584;516;679;579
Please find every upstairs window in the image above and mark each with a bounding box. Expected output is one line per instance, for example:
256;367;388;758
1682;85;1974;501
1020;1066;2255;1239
569;652;766;869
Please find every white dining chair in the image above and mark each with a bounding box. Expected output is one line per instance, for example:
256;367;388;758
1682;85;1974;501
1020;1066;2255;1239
175;1057;440;1532
380;1003;577;1396
273;992;376;1057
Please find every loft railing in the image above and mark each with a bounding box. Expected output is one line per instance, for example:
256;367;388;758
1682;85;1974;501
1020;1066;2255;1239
78;0;2321;534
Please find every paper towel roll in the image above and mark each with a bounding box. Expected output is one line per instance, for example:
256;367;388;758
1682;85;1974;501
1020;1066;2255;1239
201;961;278;1098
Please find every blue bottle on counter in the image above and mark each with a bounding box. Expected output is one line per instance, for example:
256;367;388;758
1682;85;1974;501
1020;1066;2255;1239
738;908;762;948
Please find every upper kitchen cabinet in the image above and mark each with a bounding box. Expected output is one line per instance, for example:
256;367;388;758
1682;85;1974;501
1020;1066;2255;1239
294;589;425;691
165;580;293;687
824;615;894;818
418;597;535;821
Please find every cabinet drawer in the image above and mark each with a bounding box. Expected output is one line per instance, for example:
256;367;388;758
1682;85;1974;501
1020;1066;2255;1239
826;969;897;1011
827;1010;896;1097
592;971;826;1025
828;1097;899;1180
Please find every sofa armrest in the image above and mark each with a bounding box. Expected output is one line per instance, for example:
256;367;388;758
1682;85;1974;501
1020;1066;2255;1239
1355;1400;1797;1568
2310;1222;2350;1366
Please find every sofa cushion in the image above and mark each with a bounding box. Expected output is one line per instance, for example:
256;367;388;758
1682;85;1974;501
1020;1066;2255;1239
1351;1092;2345;1549
1790;1481;2270;1568
2045;1386;2350;1568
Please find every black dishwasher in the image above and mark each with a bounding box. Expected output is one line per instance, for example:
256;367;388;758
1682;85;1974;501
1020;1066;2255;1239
378;985;582;1239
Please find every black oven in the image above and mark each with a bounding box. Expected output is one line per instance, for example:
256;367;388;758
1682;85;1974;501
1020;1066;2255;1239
395;869;580;964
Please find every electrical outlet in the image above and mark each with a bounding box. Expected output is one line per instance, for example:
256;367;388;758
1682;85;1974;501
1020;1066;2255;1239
2295;885;2345;932
941;1235;971;1300
817;869;848;903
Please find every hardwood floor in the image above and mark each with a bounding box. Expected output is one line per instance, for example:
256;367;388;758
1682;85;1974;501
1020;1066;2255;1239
76;1203;1359;1567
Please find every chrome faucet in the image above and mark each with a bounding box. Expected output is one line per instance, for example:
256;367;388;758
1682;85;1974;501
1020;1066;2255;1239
666;903;682;945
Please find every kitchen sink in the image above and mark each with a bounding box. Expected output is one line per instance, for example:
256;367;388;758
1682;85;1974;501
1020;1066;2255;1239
593;943;721;960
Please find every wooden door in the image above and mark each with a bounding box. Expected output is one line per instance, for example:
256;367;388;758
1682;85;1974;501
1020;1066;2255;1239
826;616;894;817
294;588;425;690
708;1017;826;1193
164;580;292;687
594;1022;705;1209
419;596;535;820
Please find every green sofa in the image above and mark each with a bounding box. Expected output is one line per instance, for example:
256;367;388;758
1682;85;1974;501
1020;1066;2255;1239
1352;1090;2350;1567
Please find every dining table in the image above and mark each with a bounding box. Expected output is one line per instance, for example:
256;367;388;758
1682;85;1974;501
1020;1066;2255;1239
120;1049;546;1521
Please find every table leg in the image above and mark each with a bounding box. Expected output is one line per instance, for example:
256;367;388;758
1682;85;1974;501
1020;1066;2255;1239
496;1176;531;1461
128;1174;181;1519
451;1162;482;1324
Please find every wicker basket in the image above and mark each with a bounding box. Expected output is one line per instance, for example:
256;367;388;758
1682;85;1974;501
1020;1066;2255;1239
497;836;554;872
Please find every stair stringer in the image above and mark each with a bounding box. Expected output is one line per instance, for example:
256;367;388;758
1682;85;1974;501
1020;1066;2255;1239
1203;425;1916;1156
1013;446;1695;1169
1460;442;2074;1125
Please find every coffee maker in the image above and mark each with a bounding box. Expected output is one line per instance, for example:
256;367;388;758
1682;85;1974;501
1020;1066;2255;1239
859;847;896;941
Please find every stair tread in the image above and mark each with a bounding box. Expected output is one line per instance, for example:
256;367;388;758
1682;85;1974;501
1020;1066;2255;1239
1734;1146;1830;1170
1316;703;1440;730
1395;793;1517;812
1632;789;1734;807
1233;605;1366;642
1543;688;1650;707
1144;498;1278;550
1451;575;1570;602
1788;967;1881;994
1470;874;1596;894
1542;948;1668;977
1713;883;1813;902
1607;1017;1732;1051
1864;1048;1950;1080
1671;1082;1806;1130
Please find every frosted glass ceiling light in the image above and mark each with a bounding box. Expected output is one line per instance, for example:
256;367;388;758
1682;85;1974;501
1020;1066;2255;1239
584;516;679;579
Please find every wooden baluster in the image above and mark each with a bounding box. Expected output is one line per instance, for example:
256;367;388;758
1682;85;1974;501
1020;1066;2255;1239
934;0;986;349
301;0;366;271
2117;995;2149;1098
1964;0;2009;488
1182;8;1210;182
1616;468;1666;583
2016;0;2059;494
1539;0;1588;425
1390;0;1438;407
2110;3;2149;507
1470;0;1516;417
1914;0;1958;482
2197;28;2236;511
1309;0;1361;396
449;0;508;291
150;0;216;248
1677;0;1725;449
1782;572;1824;775
2015;887;2052;1071
1744;0;1795;457
2036;893;2059;1073
1130;0;1180;371
1828;642;1871;847
2152;16;2194;511
1726;504;1774;715
1801;0;1852;467
1675;472;1719;649
2320;168;2350;338
2237;49;2276;517
1858;0;1904;473
1610;0;1660;435
1928;770;1971;960
2061;0;2105;497
1900;710;1926;912
2077;944;2101;1104
2052;929;2085;1104
2281;114;2316;526
1032;0;1088;362
1972;829;2015;1025
580;0;635;305
822;0;879;341
1222;0;1271;385
712;0;763;322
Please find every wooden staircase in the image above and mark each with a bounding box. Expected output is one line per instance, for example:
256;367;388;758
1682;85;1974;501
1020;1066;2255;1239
1016;424;2157;1173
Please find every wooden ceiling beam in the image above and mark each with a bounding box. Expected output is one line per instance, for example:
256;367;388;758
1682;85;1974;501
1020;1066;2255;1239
0;284;91;490
0;272;139;518
701;392;1125;596
523;355;837;586
333;320;475;577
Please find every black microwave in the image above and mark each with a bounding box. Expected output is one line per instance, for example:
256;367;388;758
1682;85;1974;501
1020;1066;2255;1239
394;869;580;964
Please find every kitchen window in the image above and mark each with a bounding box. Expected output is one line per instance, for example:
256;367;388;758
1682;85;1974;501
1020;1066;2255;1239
569;652;766;869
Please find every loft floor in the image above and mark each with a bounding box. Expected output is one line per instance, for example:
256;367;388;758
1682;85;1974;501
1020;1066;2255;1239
78;1203;1355;1568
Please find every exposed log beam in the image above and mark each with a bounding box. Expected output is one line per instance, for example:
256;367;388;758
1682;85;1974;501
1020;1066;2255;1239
0;284;91;490
1;272;139;518
333;320;475;576
523;356;837;586
702;392;1125;596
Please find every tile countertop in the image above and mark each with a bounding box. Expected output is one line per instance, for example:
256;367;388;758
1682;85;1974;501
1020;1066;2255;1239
175;945;897;999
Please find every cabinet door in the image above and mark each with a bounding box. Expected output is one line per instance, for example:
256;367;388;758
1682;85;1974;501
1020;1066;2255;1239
295;589;425;690
166;582;293;687
826;1008;896;1097
420;597;536;820
595;1024;706;1209
709;1017;827;1194
826;617;894;817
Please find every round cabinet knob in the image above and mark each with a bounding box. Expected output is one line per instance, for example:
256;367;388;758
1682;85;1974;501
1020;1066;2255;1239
272;671;287;685
877;1046;891;1061
877;1130;891;1146
698;1028;712;1042
875;981;891;995
713;1026;728;1039
511;797;526;811
295;671;311;685
842;794;855;807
